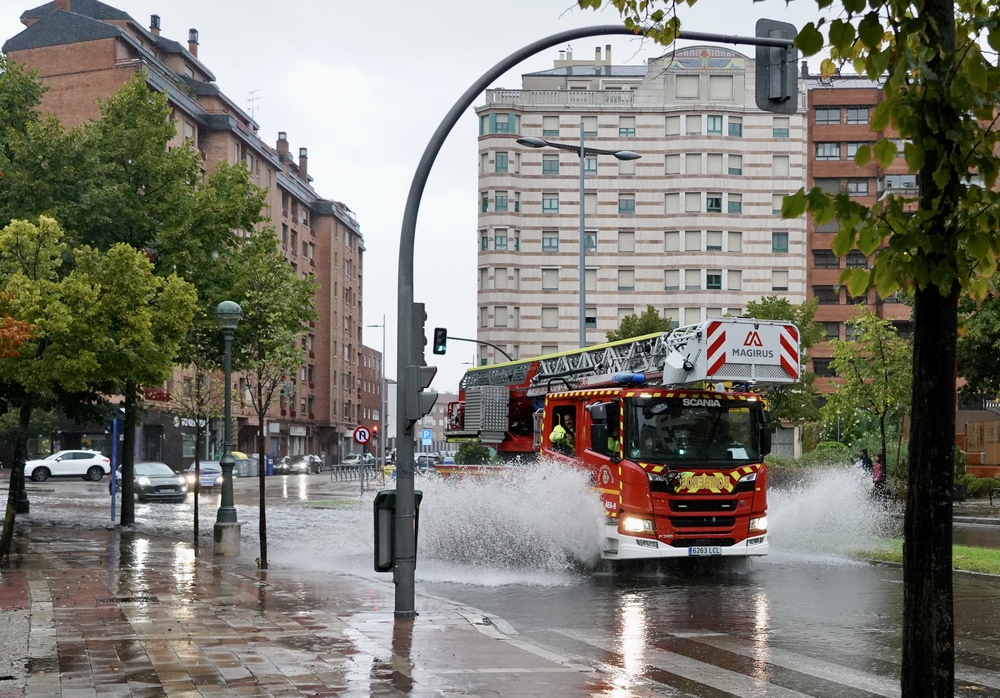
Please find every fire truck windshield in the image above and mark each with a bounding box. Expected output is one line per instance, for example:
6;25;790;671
625;398;760;464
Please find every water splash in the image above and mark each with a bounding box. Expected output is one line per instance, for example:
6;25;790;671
767;463;899;563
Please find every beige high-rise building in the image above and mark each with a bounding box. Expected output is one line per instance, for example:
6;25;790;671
475;45;807;364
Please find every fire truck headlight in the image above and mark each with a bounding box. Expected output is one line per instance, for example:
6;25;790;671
749;515;768;533
737;471;758;484
621;516;655;534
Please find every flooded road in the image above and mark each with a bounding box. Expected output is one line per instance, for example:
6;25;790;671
17;464;1000;696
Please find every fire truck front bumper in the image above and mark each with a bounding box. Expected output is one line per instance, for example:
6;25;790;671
602;525;769;560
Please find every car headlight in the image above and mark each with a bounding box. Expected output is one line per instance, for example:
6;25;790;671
621;515;656;534
215;475;224;485
137;477;151;486
186;474;195;484
749;515;768;533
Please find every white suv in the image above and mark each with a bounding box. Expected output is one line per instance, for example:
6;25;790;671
24;450;111;482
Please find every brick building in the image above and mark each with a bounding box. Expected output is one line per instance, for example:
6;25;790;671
3;0;379;466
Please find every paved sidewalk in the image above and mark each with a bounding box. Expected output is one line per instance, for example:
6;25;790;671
0;523;619;697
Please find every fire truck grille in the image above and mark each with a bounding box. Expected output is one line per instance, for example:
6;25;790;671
668;499;737;513
669;538;736;548
669;516;736;529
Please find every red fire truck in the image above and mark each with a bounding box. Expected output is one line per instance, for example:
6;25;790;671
444;318;801;560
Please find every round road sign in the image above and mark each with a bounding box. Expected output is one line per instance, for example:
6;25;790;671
353;426;371;444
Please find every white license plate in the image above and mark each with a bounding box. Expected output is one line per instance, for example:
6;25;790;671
688;546;722;556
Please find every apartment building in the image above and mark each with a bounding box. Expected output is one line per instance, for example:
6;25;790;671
3;0;378;465
474;45;808;364
803;68;913;391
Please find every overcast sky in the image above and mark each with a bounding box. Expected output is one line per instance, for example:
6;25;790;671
2;0;830;393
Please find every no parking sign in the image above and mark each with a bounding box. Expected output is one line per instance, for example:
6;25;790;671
353;426;371;445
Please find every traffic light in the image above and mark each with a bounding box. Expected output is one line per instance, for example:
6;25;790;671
372;424;379;434
411;302;428;364
405;364;438;422
754;19;798;115
433;328;448;355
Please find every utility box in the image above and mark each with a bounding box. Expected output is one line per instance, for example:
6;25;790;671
373;489;423;573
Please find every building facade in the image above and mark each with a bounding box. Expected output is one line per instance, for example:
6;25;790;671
474;45;808;364
3;0;380;466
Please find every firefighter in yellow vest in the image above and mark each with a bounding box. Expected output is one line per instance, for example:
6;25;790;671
549;413;575;454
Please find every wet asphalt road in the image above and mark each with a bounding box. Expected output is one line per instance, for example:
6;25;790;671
15;466;1000;696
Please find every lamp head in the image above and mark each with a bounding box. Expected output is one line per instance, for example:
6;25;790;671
614;150;641;161
516;137;548;148
216;300;243;331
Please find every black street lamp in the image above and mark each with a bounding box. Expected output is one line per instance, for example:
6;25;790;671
214;300;242;555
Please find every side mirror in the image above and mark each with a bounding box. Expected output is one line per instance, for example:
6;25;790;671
587;402;608;421
759;409;772;456
590;423;609;454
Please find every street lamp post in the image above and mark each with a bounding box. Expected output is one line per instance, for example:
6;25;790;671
367;315;387;495
516;130;639;348
214;300;242;555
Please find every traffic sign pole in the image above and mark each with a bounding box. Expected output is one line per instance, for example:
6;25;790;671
353;426;372;495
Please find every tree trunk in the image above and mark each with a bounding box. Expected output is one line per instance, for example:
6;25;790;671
120;383;139;526
258;420;268;569
0;401;32;564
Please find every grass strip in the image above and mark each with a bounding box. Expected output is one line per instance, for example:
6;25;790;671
857;539;1000;575
308;499;363;510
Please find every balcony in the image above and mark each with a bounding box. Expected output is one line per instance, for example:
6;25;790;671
485;88;635;107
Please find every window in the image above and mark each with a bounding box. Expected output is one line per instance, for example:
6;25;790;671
665;231;680;251
684;269;701;290
676;75;699;98
585;307;597;329
815;107;840;124
814;286;839;304
585;268;597;291
707;114;723;135
813;250;839;269
618;231;635;253
619;194;636;214
513;231;520;250
584;156;597;174
495;191;508;212
582;116;598;137
846;142;867;159
542;115;559;136
618;268;635;291
846;107;869;124
481;192;488;212
541;307;559;328
541;344;558;355
665;193;680;214
495;306;508;327
542;193;559;213
618;307;636;323
494;232;507;250
772;270;788;291
619;158;635;176
542;233;559;252
706;153;723;174
709;75;733;100
479;267;487;289
495;152;508;173
728;117;743;137
879;174;918;192
479;306;488;327
664;269;680;290
664;308;680;329
685;231;701;251
514;192;520;212
585;193;597;214
685;115;702;135
481;233;488;250
706;194;722;213
728;155;742;175
495;113;510;133
846;179;869;195
813;358;835;377
706;270;722;290
665;115;681;135
772;232;789;253
727;269;742;290
585;231;597;251
772;194;785;215
773;116;789;138
823;322;840;340
542;155;559;175
815;143;841;160
728;231;742;252
727;193;742;214
684;307;701;324
683;153;701;175
706;230;722;251
665;154;680;174
846;250;868;268
773;155;789;177
619;116;636;137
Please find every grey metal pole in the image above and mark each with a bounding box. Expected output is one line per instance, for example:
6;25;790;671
380;313;387;482
395;23;642;620
578;121;586;349
216;329;236;523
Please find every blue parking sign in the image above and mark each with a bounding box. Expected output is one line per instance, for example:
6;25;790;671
421;428;432;445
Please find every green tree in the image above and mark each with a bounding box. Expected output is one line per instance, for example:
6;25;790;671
227;231;318;570
957;283;1000;401
455;443;492;465
605;305;673;342
581;2;977;688
821;310;912;459
744;297;823;423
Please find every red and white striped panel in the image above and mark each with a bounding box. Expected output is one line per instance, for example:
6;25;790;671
706;321;726;376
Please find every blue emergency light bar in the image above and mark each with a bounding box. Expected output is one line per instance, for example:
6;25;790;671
613;372;646;384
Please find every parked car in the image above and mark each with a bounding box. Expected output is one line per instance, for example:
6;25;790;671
23;450;110;482
111;462;188;503
184;461;224;488
342;453;373;466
